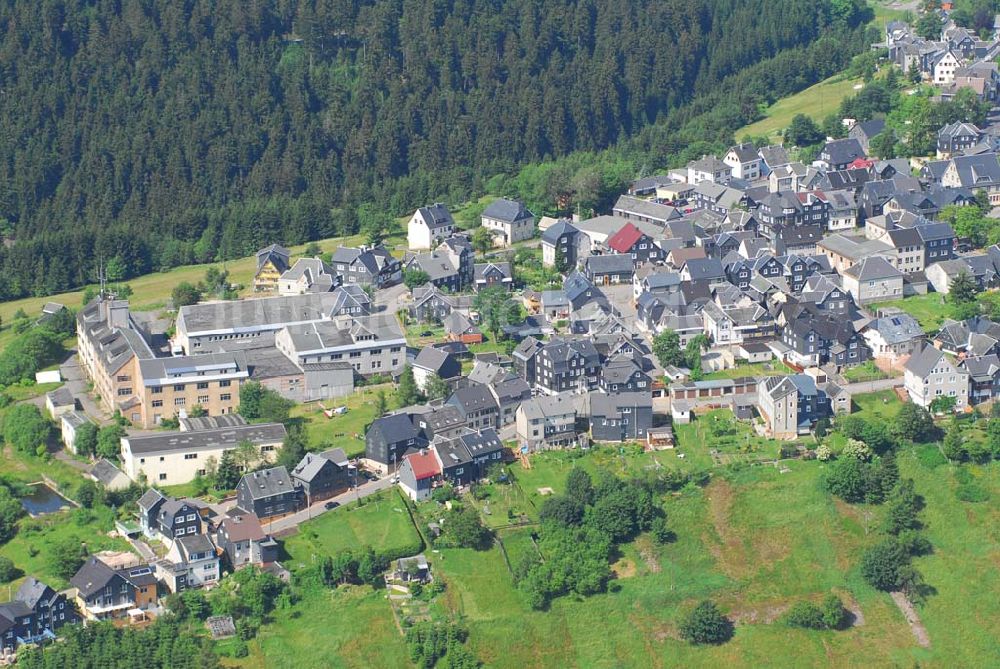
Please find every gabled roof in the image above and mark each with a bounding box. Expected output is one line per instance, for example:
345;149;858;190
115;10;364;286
541;219;579;245
405;450;441;481
822;138;866;165
413;346;455;375
904;344;954;377
291;452;334;483
137;488;166;512
239;466;297;501
413;204;455;230
584;253;634;275
370;413;420;443
482;198;533;223
683;257;726;281
606;222;645;253
844;256;903;281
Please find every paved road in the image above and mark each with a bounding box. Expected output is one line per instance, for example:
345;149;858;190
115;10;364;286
264;476;395;534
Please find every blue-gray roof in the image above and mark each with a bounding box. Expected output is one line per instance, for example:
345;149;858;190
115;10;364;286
482;198;533;223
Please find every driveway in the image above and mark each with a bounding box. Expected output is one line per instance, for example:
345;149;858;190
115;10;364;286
264;476;395;534
60;352;111;424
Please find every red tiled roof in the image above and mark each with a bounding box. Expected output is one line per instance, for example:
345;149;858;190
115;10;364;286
606;222;644;253
406;451;441;481
848;157;874;169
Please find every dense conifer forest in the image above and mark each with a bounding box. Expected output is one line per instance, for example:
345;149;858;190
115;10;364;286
0;0;870;298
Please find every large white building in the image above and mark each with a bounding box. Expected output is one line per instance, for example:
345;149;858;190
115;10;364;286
274;314;406;378
120;423;287;486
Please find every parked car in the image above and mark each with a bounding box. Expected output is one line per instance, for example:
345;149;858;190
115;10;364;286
324;501;340;510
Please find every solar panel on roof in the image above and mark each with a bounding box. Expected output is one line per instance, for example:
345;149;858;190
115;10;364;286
891;318;901;326
129;567;151;577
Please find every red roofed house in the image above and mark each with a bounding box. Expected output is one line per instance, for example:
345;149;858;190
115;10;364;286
398;450;442;501
606;222;663;267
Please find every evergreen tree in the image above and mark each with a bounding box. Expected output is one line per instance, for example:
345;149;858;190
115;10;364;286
397;365;421;407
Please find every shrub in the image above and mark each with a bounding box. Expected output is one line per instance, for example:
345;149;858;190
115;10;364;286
860;539;908;591
679;600;733;645
783;601;826;629
0;556;18;582
821;594;848;630
955;484;990;503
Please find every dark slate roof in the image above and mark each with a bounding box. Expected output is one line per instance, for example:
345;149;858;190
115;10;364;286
413;346;454;375
137;488;166;512
844;256;902;281
584;254;634;275
855;119;886;139
291;452;333;483
822;137;866;165
541;219;578;245
370;413;420;442
482;198;533;223
239;466;297;500
683;257;726;281
728;142;759;162
590;391;652;417
448;385;499;413
415;203;455;229
904;344;950;377
71;557;119;597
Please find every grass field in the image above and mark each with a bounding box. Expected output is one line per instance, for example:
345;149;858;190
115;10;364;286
736;75;864;142
227;586;411;669
287;383;394;456
430;461;928;668
874;294;949;333
281;489;421;570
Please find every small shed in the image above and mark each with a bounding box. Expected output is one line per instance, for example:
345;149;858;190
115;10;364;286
393;554;430;583
45;387;76;419
646;426;675;450
671;401;693;425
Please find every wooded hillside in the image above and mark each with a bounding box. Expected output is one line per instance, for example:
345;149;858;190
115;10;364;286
0;0;869;299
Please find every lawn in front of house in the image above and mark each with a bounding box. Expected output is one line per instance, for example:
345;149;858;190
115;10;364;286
873;294;949;333
281;489;421;570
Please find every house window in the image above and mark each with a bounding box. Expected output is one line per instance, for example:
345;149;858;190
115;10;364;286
152;400;163;408
159;473;168;481
174;398;186;406
196;382;209;390
174;384;185;392
221;393;232;401
151;386;163;394
184;453;197;460
219;380;231;387
197;395;209;404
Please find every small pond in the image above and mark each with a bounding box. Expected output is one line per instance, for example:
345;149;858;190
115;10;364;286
20;483;72;517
